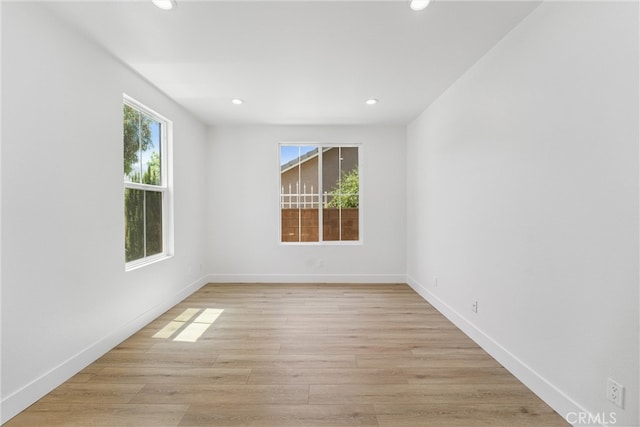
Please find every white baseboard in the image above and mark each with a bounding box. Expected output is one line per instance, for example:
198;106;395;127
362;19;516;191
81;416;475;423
406;274;589;426
0;275;209;424
204;273;407;284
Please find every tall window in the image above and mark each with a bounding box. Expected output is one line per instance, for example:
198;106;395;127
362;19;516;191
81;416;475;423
123;96;172;268
280;144;360;243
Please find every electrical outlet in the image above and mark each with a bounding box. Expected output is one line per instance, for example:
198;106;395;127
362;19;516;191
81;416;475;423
607;378;624;408
472;300;478;314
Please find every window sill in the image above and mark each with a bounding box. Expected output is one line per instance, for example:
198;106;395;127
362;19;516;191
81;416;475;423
280;241;363;246
125;253;173;272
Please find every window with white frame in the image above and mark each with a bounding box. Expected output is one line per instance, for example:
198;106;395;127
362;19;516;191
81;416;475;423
280;144;360;243
123;96;172;268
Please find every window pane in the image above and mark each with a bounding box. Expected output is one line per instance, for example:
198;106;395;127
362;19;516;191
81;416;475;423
340;147;359;181
123;104;141;183
300;207;319;242
145;190;163;256
322;147;340;196
341;198;359;241
281;146;298;212
323;204;359;241
280;145;318;242
322;147;359;208
124;188;144;262
322;147;359;241
323;207;339;241
142;115;162;185
299;147;319;242
281;208;300;242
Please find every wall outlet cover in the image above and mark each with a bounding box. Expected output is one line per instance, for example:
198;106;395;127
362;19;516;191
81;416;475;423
606;378;624;408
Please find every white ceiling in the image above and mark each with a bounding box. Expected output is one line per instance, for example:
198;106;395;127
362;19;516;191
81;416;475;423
45;0;540;126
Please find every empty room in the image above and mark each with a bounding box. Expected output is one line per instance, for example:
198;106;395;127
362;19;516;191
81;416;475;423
1;0;638;426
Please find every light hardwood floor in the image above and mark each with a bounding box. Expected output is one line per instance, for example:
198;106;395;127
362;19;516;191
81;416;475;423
5;283;569;426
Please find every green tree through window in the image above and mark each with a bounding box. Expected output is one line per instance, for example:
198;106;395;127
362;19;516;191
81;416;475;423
326;167;359;208
123;99;168;265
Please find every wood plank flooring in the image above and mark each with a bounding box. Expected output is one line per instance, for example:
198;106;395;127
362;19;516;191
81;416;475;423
5;283;569;426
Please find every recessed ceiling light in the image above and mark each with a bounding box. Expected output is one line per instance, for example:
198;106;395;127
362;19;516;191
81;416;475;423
152;0;177;11
231;99;244;105
365;99;378;105
410;0;430;11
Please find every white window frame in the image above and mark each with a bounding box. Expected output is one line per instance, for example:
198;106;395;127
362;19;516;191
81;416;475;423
124;94;174;270
278;142;363;245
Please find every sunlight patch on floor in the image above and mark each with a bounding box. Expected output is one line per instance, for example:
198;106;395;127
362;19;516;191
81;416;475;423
153;308;223;342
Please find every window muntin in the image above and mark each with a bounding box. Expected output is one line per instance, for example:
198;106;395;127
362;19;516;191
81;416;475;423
280;144;360;244
123;96;171;268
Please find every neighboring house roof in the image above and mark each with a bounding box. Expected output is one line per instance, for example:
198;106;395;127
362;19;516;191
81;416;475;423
281;147;333;173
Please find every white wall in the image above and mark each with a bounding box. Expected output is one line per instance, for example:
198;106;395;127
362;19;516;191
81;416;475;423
1;3;209;422
406;2;639;426
206;125;406;283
